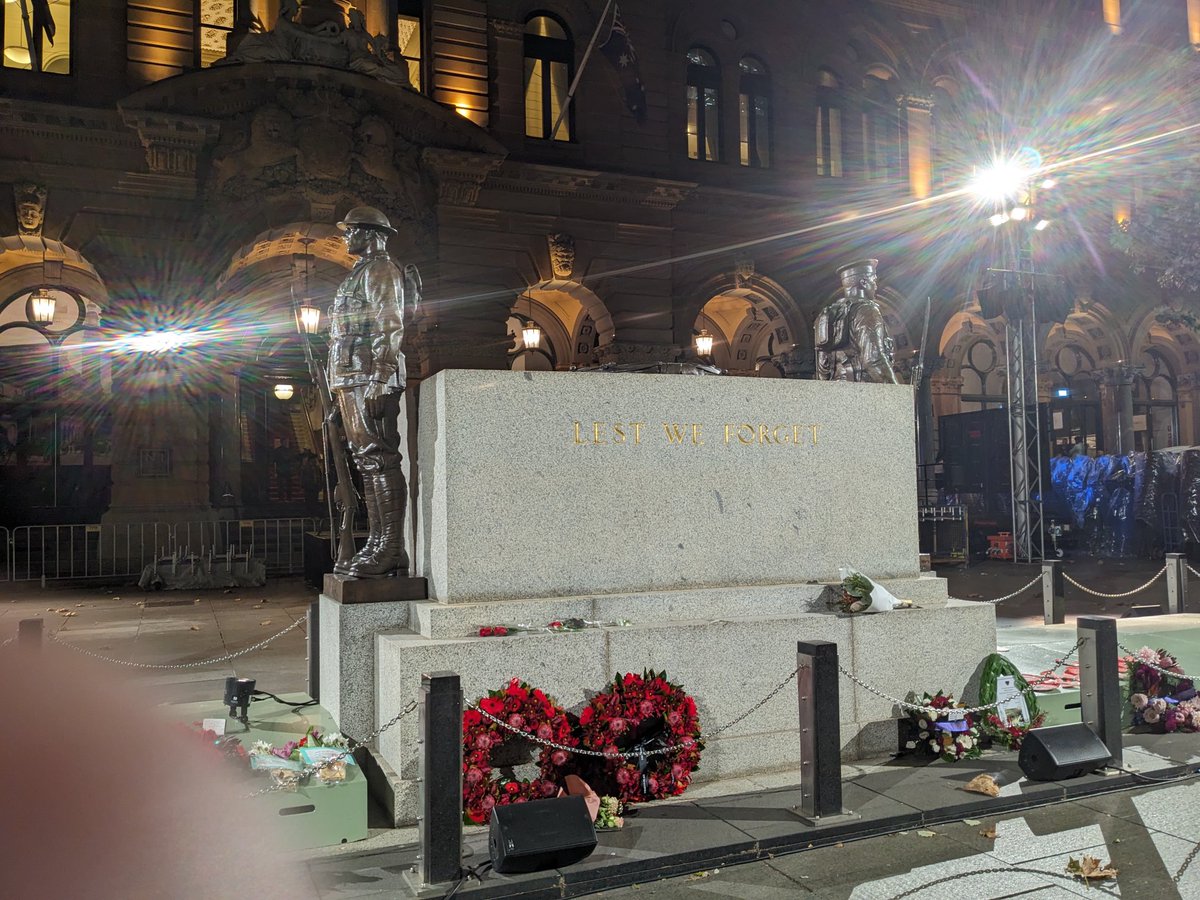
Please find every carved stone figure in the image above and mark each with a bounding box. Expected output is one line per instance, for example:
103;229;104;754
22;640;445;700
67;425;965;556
814;259;900;384
353;116;400;183
219;0;411;88
14;184;47;236
547;232;575;279
212;105;298;189
327;206;419;577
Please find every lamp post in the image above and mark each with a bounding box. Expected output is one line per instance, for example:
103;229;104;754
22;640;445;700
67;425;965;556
694;328;714;358
969;152;1060;564
29;287;55;325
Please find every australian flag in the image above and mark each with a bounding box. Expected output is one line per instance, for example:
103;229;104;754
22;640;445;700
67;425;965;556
599;4;646;123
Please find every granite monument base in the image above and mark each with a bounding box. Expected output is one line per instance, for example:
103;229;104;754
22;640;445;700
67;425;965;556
361;578;995;826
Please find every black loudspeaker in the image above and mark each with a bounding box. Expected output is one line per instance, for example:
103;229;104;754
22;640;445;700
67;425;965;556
1018;723;1112;781
488;795;598;874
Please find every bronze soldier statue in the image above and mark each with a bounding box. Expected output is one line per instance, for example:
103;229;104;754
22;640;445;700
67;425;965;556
328;206;418;577
814;259;900;384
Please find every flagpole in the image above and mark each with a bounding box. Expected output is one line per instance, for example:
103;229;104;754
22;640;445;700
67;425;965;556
547;0;616;142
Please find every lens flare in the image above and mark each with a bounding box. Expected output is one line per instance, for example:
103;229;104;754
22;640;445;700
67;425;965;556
116;330;196;354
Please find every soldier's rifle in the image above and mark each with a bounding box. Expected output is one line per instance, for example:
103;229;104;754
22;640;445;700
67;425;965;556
293;294;359;572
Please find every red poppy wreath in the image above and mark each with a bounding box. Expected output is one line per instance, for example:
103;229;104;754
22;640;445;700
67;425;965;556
577;670;703;803
461;678;578;824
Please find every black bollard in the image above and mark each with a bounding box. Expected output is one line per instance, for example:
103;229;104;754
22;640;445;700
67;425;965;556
1076;616;1122;767
796;640;844;821
307;600;320;703
417;671;463;887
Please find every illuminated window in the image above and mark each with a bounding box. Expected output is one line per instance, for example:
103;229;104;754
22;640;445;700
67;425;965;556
396;0;422;90
198;0;234;68
862;73;901;181
524;14;573;141
4;0;71;73
686;47;721;161
738;56;770;167
816;68;842;177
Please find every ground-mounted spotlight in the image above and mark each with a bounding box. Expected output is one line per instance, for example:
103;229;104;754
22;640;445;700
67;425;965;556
224;676;257;726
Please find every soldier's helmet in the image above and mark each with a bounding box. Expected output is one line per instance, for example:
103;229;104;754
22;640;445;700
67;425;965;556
337;206;397;235
836;259;878;292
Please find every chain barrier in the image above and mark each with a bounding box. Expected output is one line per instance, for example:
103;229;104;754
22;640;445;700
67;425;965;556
245;699;419;798
1062;567;1166;599
954;574;1042;605
1189;564;1200;581
467;664;804;761
51;616;306;669
1176;839;1200;885
1118;641;1191;680
840;638;1086;717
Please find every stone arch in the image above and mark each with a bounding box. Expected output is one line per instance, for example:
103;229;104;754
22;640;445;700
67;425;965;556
0;237;109;350
508;280;614;369
1129;307;1200;379
685;272;807;374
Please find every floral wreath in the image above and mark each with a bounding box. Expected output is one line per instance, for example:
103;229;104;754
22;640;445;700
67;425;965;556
577;670;703;803
462;678;578;824
905;691;982;763
1126;646;1200;733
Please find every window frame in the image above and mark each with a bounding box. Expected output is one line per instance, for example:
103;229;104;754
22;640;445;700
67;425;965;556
686;46;722;162
738;56;771;168
3;0;72;75
815;68;843;177
524;12;575;142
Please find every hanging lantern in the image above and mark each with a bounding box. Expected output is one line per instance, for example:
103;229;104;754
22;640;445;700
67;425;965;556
30;287;56;325
273;383;295;401
694;328;715;357
522;320;542;349
299;301;322;334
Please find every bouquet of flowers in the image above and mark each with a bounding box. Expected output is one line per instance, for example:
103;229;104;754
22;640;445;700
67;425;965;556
477;618;632;637
905;691;982;762
981;710;1046;751
830;566;911;614
1126;646;1199;733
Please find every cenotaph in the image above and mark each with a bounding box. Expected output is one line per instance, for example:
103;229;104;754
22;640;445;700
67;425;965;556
319;370;996;824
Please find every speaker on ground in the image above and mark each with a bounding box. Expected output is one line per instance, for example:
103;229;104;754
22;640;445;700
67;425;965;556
488;795;598;874
1018;723;1112;781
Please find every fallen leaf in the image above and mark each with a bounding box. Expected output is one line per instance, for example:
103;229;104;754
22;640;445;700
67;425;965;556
1066;855;1118;881
75;603;84;607
834;842;843;848
963;774;1001;797
234;598;241;602
917;830;937;838
189;625;200;631
980;827;997;839
193;599;200;604
111;596;120;601
260;620;273;626
60;611;77;617
55;607;68;613
963;818;982;826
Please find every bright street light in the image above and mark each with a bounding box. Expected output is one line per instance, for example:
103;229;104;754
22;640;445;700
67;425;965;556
967;158;1032;202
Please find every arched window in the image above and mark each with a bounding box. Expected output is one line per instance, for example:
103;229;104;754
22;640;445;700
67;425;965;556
958;338;1006;413
738;56;770;167
1134;350;1178;452
1049;344;1102;453
816;68;843;177
862;72;901;181
686;47;721;161
524;14;573;141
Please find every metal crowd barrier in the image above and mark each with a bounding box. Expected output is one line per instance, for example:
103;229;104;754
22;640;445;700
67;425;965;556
6;518;325;582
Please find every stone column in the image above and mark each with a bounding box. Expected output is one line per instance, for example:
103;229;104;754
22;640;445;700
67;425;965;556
899;95;934;201
1101;363;1136;454
1177;373;1200;446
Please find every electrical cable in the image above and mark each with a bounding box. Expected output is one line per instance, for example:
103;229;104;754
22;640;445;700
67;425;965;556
442;861;492;899
251;689;318;709
1105;764;1200;784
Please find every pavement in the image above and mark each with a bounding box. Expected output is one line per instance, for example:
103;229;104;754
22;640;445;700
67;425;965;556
3;555;1199;899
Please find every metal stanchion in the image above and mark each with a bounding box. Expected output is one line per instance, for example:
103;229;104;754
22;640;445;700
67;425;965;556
307;600;320;703
407;671;463;891
1165;553;1188;615
1042;560;1065;625
17;618;43;650
796;640;849;823
1077;616;1122;767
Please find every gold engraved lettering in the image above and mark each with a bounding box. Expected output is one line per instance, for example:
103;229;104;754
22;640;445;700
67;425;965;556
574;421;585;445
691;423;704;445
663;423;688;444
724;424;734;444
774;425;789;444
633;422;644;444
592;422;606;445
613;423;627;443
811;424;820;446
758;424;773;444
793;424;803;445
737;424;755;445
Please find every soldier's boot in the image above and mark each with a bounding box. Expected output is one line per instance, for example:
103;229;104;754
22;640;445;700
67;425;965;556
349;471;409;577
336;474;379;574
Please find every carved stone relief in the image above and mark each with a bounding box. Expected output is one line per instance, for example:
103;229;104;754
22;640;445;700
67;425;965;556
547;232;575;279
14;183;46;236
